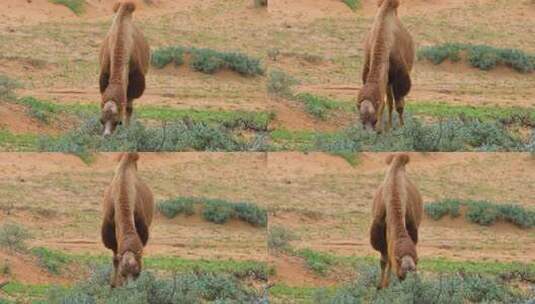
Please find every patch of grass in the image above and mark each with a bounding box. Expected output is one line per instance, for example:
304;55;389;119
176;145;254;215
296;249;336;276
0;222;32;252
49;0;85;15
270;284;329;303
46;265;264;304
1;282;50;299
17;96;59;124
267;69;299;98
418;43;535;73
407;102;535;126
0;130;39;151
342;0;360;11
295;93;342;120
0;260;11;276
268;225;298;252
151;46;264;76
145;257;270;280
157;197;267;227
31;247;71;275
425;199;535;228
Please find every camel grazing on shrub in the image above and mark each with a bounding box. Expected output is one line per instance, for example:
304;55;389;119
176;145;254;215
369;153;423;288
99;1;150;136
101;153;154;287
358;0;415;132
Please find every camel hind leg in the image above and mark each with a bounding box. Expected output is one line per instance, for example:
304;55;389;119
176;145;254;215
396;97;405;127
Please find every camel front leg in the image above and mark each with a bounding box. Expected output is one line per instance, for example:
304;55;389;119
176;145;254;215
386;86;394;132
111;254;119;288
378;254;388;289
379;259;391;289
396;97;405;127
376;101;385;133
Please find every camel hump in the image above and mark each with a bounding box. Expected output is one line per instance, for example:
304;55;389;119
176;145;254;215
385;153;410;166
113;1;136;15
377;0;400;9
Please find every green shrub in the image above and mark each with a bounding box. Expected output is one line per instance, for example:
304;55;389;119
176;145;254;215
151;46;264;76
46;265;262;303
267;70;299;98
0;261;11;275
418;43;535;73
202;199;234;224
18;96;59;124
424;199;461;220
313;266;532;304
342;0;360;11
232;202;267;227
49;0;85;15
295;93;340;120
0;222;32;252
426;199;535;228
465;201;500;226
158;197;197;218
37;118;268;154
150;46;185;69
31;247;71;275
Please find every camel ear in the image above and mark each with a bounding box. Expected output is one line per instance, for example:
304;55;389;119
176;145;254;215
385;154;395;165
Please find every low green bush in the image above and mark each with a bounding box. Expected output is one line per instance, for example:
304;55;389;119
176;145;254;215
37;118;268;155
151;46;264;76
418;43;535;73
49;0;85;15
296;249;336;276
158;197;197;218
425;199;535;228
313;266;532;304
46;265;263;303
157;197;268;227
424;199;461;220
18;96;58;124
0;74;18;99
150;46;185;69
343;0;360;11
0;222;32;252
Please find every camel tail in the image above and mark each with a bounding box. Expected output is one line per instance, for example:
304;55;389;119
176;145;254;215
113;1;136;16
377;0;400;10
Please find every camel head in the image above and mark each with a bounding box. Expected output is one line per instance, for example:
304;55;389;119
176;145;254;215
396;255;416;280
114;251;142;287
101;100;122;136
359;100;377;131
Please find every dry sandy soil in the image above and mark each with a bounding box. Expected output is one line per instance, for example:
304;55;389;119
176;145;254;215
266;152;535;287
1;0;534;136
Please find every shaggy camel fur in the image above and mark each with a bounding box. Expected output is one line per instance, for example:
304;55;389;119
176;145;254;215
369;153;423;288
101;152;154;287
358;0;414;132
99;1;150;136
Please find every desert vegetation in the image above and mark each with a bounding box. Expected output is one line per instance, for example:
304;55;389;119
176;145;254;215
158;197;267;227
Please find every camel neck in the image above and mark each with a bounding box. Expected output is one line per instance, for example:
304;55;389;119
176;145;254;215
108;16;131;87
384;166;410;240
365;10;396;87
113;164;137;236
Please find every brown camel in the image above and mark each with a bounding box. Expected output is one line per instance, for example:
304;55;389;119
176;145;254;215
101;152;154;287
99;1;150;136
358;0;415;132
369;153;423;289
